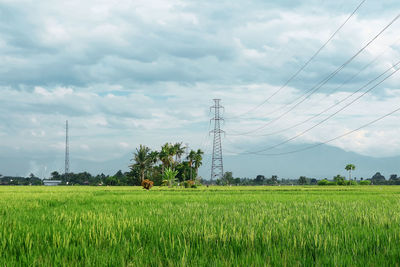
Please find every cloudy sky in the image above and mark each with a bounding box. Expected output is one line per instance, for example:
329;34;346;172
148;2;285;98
1;0;400;178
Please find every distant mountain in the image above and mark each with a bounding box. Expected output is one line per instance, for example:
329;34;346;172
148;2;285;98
0;144;399;180
199;144;400;180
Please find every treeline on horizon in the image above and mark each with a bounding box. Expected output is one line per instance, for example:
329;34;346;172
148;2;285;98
216;171;400;186
1;171;400;186
0;142;205;186
1;144;399;186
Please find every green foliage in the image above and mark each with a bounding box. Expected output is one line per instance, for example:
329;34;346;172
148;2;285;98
360;180;371;185
298;176;307;185
162;168;179;186
333;174;346;185
317;179;336;186
345;164;356;171
186;149;204;180
130;145;152;183
0;175;43;186
51;171;61;180
105;176;119;186
222;171;234;185
183;180;190;188
346;180;357;185
345;164;356;180
183;180;196;188
175;161;190;182
1;186;400;266
128;143;203;185
371;172;386;185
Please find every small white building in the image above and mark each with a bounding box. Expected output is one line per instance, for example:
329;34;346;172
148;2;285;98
43;180;62;186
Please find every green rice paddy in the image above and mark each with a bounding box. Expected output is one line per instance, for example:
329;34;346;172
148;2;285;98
1;186;399;266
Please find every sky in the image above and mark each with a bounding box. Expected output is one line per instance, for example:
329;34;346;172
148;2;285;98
0;0;400;178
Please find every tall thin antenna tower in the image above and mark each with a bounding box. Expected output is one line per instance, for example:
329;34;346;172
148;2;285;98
64;120;70;175
210;99;224;180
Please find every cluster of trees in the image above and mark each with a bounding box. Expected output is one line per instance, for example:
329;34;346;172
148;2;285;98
214;172;318;186
215;172;285;186
317;169;400;186
129;143;204;186
0;142;204;187
0;173;42;185
41;170;400;187
368;172;400;185
49;170;136;186
3;161;400;187
44;143;204;186
212;166;400;186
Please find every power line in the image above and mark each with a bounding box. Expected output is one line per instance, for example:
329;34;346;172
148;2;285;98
228;13;400;135
233;38;400;137
200;119;212;149
242;65;400;154
253;105;400;156
227;0;367;120
233;59;400;137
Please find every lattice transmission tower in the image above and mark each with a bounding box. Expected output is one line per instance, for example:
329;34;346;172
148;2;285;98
210;99;224;180
65;120;70;175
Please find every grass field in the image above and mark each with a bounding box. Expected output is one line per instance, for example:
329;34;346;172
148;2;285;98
1;186;400;266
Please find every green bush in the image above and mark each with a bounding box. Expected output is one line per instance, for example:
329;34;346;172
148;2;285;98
318;179;336;186
346;180;357;185
336;179;345;185
183;180;196;188
360;180;371;185
183;181;190;188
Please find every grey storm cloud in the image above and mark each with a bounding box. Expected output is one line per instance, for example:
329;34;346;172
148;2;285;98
2;0;398;88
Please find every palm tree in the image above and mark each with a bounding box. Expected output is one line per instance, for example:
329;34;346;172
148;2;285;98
345;164;356;181
187;150;196;180
168;144;177;168
173;142;185;163
148;151;159;165
159;143;176;171
159;143;170;171
130;145;151;183
193;149;204;179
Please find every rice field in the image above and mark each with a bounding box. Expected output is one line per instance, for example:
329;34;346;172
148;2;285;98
0;186;400;266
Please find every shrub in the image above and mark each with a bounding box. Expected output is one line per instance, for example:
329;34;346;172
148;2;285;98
360;180;371;185
161;180;169;186
336;179;346;185
318;179;336;186
183;180;196;188
141;179;154;190
318;179;328;185
162;168;179;187
345;180;357;185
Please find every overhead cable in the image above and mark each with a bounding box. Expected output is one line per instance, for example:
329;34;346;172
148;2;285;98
227;0;367;120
